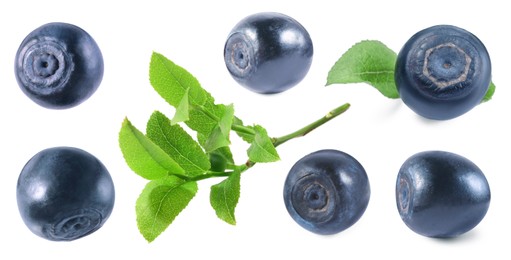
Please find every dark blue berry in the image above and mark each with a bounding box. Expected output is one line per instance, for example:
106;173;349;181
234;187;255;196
16;147;115;241
395;25;491;120
224;12;313;94
396;151;490;238
283;149;370;235
15;22;104;109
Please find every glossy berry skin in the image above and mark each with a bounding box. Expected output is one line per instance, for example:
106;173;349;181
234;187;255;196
16;147;115;241
283;149;370;235
15;22;104;109
224;12;313;94
396;151;490;238
395;25;491;120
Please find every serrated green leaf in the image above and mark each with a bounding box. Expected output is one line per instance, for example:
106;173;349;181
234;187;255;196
150;52;214;109
119;118;185;180
327;40;399;98
203;104;234;152
149;52;230;143
481;81;496;103
171;88;190;125
247;125;280;163
146;111;210;176
136;176;198;242
210;171;241;225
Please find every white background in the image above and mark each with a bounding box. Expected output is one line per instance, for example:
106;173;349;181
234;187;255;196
0;0;508;259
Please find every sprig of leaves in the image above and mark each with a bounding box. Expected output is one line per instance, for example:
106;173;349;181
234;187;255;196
119;52;350;242
120;39;497;242
326;40;496;102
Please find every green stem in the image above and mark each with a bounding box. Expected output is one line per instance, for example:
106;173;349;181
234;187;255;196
186;102;350;181
231;103;350;177
188;171;232;181
231;124;255;135
272;103;350;147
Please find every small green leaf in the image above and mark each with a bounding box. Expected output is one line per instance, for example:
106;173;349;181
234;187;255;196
136;176;198;242
119;118;185;180
327;40;399;98
203;125;230;153
197;134;235;168
481;81;496;103
146;111;210;176
247;125;280;163
210;171;241;225
171;88;190;125
203;104;234;152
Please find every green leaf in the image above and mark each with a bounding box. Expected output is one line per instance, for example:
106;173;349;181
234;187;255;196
171;88;190;125
186;104;226;137
481;81;496;103
119;118;185;180
146;111;210;176
197;134;235;168
247;125;280;163
136;176;198;242
149;52;231;144
327;40;399;98
210;171;241;225
203;104;234;152
150;52;214;110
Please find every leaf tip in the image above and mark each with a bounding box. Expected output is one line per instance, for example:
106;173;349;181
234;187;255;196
151;51;162;58
122;117;131;126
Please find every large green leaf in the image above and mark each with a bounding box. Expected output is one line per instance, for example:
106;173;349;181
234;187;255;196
150;52;214;110
119;118;184;180
146;111;210;176
149;52;232;151
136;176;198;242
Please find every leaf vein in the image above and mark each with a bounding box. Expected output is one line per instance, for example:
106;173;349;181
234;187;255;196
155;116;203;173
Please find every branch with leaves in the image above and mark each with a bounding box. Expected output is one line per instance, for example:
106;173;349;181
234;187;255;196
119;40;495;243
119;52;350;242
